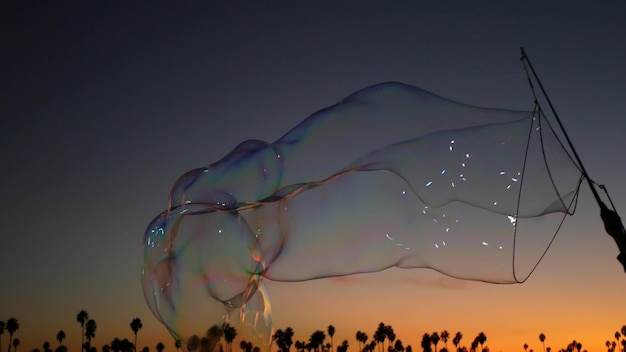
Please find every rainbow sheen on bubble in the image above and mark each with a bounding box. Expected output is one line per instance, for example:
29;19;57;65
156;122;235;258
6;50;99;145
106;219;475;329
142;82;581;351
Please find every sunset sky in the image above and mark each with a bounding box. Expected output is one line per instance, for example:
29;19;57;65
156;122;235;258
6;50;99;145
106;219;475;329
2;2;626;352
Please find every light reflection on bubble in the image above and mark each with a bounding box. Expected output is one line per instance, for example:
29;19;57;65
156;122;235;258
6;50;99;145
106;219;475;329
142;82;581;352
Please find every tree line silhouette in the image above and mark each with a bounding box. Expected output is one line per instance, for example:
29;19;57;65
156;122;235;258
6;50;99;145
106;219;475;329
0;314;624;352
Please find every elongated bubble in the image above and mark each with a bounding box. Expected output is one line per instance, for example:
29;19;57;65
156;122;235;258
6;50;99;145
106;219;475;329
142;82;581;351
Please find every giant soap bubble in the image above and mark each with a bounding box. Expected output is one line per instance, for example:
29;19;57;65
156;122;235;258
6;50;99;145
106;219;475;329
142;82;582;351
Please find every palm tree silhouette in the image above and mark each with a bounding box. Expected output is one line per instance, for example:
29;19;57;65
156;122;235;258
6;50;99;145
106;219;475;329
394;340;405;352
276;327;294;352
111;338;122;352
0;320;5;352
440;331;449;352
202;324;224;352
130;318;142;352
308;331;325;352
294;341;304;352
386;326;396;352
452;333;462;352
420;333;432;352
431;333;440;352
188;335;200;352
337;341;349;352
273;329;284;352
215;325;226;348
470;338;478;352
11;339;19;352
239;341;252;352
356;331;368;352
122;339;134;352
374;323;387;352
327;326;335;352
523;343;528;352
285;327;295;352
84;319;97;351
223;324;237;352
174;340;182;352
156;343;164;352
56;331;65;348
475;333;486;352
539;334;546;352
374;322;396;352
6;318;19;352
43;342;51;352
367;341;377;352
76;311;89;352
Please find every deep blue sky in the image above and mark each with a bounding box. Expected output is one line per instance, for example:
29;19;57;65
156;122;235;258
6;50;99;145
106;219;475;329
2;2;626;352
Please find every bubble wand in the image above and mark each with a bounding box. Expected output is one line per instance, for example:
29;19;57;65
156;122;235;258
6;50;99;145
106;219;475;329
520;47;626;272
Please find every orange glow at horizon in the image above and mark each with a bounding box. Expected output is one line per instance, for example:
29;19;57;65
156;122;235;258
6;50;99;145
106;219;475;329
7;261;625;352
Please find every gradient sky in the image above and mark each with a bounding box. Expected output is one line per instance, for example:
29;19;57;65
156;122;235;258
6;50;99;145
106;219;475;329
2;2;626;352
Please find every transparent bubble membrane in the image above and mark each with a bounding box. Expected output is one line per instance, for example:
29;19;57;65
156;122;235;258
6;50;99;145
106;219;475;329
142;82;581;351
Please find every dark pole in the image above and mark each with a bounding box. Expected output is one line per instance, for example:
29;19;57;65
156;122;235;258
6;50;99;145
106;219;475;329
519;47;603;206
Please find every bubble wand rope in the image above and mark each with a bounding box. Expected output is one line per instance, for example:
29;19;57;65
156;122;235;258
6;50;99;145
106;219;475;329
520;47;626;272
520;47;601;206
